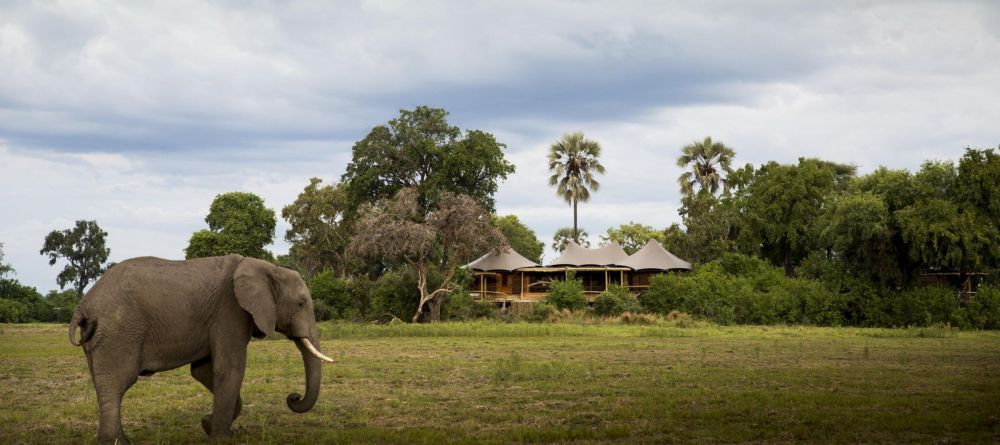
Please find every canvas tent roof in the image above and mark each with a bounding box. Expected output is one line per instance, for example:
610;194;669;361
547;241;630;267
465;247;540;272
621;239;692;271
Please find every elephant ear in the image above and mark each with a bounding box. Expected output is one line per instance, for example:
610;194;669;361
233;258;277;336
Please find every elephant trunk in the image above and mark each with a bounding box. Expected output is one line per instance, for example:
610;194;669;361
287;333;322;413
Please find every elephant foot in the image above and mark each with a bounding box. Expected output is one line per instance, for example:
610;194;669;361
203;415;236;440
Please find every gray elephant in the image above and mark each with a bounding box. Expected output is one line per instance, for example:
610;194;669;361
68;254;333;444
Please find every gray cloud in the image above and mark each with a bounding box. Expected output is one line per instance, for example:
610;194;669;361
2;1;999;289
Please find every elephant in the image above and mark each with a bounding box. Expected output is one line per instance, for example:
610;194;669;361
67;254;333;444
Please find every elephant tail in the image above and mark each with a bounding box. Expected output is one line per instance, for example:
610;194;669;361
68;310;96;347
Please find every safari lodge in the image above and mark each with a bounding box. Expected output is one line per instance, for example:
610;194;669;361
466;240;691;303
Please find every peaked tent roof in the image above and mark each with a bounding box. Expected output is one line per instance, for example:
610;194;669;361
465;247;540;272
621;239;692;271
547;241;630;267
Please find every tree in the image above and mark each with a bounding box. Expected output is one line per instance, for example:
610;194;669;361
281;178;352;277
185;192;276;260
493;215;544;263
342;106;515;213
552;227;590;252
0;242;13;280
676;136;735;198
39;220;111;298
601;222;667;254
896;160;999;275
350;188;503;322
735;158;855;276
548;132;606;243
815;191;901;284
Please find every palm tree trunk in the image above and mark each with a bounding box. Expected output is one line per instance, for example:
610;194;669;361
573;198;578;243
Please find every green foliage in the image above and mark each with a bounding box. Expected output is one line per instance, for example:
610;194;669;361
676;136;735;197
640;257;845;326
370;267;421;321
493;215;544;263
282;178;353;277
441;290;495;321
816;191;900;284
342;106;515;213
0;243;13;280
552;227;589;252
967;285;1000;329
525;302;557;322
39;220;111;297
601;222;666;255
309;270;369;321
0;298;28;323
736;158;854;275
593;285;641;316
548;132;605;241
185;192;276;260
544;272;586;311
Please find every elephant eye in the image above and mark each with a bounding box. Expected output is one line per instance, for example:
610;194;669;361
298;301;305;309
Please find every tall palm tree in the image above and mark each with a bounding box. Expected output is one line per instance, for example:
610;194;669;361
677;136;736;197
548;132;606;243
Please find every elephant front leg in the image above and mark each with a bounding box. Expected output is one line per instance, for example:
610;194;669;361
207;351;247;439
190;359;243;436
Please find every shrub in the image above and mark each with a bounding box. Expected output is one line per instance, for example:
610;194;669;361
0;299;28;323
45;289;79;323
309;270;365;320
545;272;586;311
640;273;690;315
594;285;641;316
370;268;420;321
525;302;557;323
442;290;495;321
968;285;1000;329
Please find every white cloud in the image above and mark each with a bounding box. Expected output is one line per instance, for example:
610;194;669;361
2;1;1000;288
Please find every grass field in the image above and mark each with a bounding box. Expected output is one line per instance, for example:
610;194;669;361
1;322;999;444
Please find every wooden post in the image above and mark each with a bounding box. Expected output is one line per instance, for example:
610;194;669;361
604;269;609;292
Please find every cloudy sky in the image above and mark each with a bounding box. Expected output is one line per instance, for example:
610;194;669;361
2;1;999;292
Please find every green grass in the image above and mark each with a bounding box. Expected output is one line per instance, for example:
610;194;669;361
2;322;999;444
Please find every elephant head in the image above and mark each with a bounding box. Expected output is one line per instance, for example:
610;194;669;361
233;257;332;413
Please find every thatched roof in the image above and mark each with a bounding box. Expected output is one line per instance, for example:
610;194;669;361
620;239;692;271
547;241;630;267
465;247;540;272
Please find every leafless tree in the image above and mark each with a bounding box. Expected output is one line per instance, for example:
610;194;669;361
350;188;503;322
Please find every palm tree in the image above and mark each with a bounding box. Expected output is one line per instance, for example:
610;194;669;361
676;136;736;197
548;132;606;243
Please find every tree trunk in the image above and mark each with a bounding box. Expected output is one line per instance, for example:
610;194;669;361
426;296;442;322
573;198;579;243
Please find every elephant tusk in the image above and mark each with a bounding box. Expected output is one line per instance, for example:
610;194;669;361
301;338;334;363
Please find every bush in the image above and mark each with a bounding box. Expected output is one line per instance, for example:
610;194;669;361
45;289;79;323
968;286;1000;329
309;270;372;320
312;300;334;321
0;299;28;323
370;268;420;321
442;290;495;321
524;302;557;323
544;272;586;311
594;285;641;316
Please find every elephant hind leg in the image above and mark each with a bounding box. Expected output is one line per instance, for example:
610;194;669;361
91;364;139;445
190;359;242;435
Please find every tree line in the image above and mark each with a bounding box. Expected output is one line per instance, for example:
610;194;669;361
2;105;998;327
